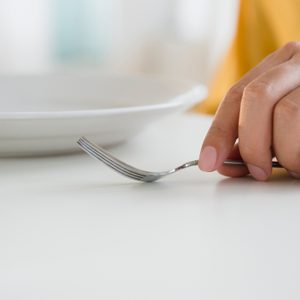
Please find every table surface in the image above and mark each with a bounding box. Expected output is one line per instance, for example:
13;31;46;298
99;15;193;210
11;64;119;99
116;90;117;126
1;112;300;300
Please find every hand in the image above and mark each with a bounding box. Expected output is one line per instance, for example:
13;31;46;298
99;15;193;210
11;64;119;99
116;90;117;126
198;41;300;181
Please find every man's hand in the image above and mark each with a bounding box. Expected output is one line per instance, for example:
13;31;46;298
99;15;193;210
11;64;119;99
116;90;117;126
198;42;300;181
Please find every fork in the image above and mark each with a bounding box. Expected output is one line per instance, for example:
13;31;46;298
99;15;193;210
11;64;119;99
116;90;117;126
77;137;282;182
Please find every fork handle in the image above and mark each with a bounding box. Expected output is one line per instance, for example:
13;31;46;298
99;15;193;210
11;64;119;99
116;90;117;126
186;159;282;168
223;159;282;168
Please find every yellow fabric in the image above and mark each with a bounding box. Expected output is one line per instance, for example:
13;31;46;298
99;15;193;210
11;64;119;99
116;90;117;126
196;0;300;114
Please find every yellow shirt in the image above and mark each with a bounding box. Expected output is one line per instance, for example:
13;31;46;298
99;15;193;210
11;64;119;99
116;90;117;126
196;0;300;114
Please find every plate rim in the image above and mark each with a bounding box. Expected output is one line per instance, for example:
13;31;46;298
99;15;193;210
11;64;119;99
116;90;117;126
0;85;207;120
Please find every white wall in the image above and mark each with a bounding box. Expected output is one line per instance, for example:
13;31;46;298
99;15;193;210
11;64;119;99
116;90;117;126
0;0;239;81
0;0;52;72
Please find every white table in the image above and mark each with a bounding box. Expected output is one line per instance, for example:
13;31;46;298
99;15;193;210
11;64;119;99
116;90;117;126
1;113;300;300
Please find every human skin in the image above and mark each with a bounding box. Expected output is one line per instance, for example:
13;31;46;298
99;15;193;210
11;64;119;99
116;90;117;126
198;41;300;181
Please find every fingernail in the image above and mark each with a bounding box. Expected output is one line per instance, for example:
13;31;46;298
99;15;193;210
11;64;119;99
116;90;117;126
289;172;300;179
199;146;217;172
248;164;268;181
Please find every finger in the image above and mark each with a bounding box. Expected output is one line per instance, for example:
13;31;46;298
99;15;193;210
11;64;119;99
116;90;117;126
273;86;300;177
239;58;300;181
289;172;300;179
198;42;300;173
217;144;249;177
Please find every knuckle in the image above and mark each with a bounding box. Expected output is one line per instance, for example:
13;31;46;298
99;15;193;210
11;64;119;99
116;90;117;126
239;142;261;163
274;99;300;172
208;122;230;138
227;84;245;99
274;97;300;121
244;80;273;101
240;146;254;162
283;41;300;53
239;137;270;165
221;84;246;107
277;149;300;172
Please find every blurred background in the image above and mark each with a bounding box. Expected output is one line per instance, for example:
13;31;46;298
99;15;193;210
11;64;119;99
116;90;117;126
0;0;239;84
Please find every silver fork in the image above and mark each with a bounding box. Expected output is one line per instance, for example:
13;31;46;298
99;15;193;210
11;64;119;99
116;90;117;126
77;137;282;183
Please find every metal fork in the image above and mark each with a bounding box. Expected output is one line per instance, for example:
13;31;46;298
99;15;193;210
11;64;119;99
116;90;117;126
77;137;282;183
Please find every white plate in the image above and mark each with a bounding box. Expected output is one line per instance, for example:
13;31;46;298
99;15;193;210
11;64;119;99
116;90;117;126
0;72;206;157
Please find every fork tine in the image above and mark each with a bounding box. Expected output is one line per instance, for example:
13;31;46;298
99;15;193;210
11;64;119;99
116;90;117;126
78;138;145;181
78;138;144;178
79;143;144;181
79;137;151;176
80;143;144;180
